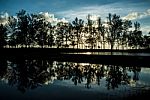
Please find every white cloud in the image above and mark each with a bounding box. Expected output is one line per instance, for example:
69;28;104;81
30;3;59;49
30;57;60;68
122;9;150;20
0;12;9;25
39;12;68;25
141;26;150;34
39;12;56;22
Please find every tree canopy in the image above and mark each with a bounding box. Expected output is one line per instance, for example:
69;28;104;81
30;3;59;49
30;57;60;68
0;10;150;49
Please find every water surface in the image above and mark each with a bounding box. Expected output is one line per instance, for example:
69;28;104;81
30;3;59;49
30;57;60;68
64;52;150;56
0;59;150;100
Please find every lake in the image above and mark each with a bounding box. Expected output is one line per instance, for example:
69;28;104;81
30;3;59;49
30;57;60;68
0;59;150;100
64;52;150;56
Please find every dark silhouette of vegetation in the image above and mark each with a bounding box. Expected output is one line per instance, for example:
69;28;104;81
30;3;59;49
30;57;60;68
72;17;84;49
0;24;7;48
128;22;143;49
106;14;123;51
0;9;150;49
0;59;141;93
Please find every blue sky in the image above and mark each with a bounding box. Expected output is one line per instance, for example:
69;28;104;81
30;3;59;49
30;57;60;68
0;0;150;34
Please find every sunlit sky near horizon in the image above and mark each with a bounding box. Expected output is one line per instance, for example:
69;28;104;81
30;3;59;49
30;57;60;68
0;0;150;34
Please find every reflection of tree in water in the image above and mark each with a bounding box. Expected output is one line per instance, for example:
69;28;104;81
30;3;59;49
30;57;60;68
0;59;7;79
129;67;141;82
0;59;141;92
0;59;55;93
106;65;128;90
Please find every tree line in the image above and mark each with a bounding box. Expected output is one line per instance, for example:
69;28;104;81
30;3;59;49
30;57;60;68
0;9;150;49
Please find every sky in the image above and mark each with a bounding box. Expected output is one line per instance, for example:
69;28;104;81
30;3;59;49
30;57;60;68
0;0;150;34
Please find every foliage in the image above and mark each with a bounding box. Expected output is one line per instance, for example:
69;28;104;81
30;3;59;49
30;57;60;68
0;10;150;49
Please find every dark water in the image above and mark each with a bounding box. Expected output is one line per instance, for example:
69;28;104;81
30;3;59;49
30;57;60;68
0;59;150;100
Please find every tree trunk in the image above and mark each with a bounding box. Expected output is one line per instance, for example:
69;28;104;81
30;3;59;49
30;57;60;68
111;43;114;55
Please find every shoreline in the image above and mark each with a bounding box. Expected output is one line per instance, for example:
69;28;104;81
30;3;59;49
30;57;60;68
0;48;150;67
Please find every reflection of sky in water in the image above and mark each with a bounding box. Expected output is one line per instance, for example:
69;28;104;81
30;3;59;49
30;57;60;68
45;66;150;97
65;52;150;56
137;68;150;86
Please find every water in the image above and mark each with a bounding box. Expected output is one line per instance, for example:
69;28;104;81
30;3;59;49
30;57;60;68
64;52;150;56
0;59;150;100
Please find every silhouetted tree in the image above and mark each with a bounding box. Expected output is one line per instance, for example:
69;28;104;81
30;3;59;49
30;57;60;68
128;22;143;49
27;14;38;47
0;24;7;48
7;16;18;48
16;9;30;48
121;20;132;49
47;24;55;47
97;17;105;49
72;17;84;49
67;23;73;48
55;22;65;48
86;14;95;49
106;13;123;51
35;19;49;48
62;23;70;48
143;34;150;48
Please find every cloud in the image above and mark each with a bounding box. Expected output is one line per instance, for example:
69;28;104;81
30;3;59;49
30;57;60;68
0;12;9;25
141;26;150;34
56;4;150;35
39;12;68;25
122;9;150;20
56;3;130;21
